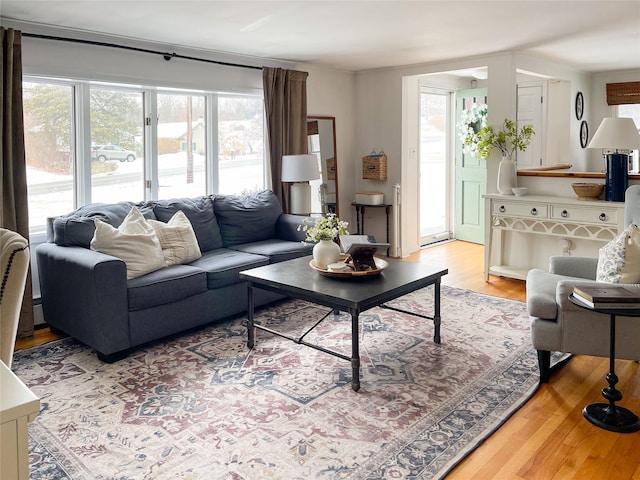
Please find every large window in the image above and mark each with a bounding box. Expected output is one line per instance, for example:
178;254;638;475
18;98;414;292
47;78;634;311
24;81;75;231
23;78;265;235
90;86;145;203
218;95;265;195
617;104;640;173
157;92;207;199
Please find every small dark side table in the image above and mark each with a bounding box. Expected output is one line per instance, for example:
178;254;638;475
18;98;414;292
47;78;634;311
569;294;640;433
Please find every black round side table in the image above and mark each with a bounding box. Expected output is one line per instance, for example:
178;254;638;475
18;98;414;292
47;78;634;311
569;294;640;433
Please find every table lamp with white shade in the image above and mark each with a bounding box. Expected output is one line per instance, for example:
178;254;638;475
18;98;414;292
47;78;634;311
588;117;640;202
281;154;320;214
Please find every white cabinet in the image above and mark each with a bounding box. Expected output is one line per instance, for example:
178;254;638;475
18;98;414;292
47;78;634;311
1;361;40;480
483;194;625;280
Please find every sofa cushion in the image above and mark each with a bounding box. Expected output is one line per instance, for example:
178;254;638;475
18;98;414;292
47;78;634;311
213;190;283;247
188;248;269;289
90;207;166;280
52;202;155;248
127;264;207;311
148;211;202;266
596;224;640;283
231;239;313;263
153;197;223;252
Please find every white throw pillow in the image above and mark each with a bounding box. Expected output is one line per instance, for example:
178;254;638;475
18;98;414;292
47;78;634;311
90;207;165;280
148;211;202;266
596;223;640;283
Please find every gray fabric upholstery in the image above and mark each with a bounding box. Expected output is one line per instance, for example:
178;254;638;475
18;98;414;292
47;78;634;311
188;248;269;289
213;190;282;246
153;196;223;251
127;264;207;311
37;190;312;361
548;256;598;279
276;213;311;242
52;202;140;247
231;239;312;263
527;185;640;381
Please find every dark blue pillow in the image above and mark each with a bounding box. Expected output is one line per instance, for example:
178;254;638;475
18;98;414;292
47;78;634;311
213;190;283;246
153;196;222;252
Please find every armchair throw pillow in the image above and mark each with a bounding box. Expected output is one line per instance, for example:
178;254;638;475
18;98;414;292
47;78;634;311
90;207;165;279
596;223;640;283
148;211;202;266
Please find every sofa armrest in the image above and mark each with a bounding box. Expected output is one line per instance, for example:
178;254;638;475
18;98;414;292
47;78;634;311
276;214;309;242
549;256;598;280
36;243;130;356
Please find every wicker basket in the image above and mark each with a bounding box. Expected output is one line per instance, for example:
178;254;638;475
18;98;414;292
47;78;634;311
571;183;604;200
362;154;387;180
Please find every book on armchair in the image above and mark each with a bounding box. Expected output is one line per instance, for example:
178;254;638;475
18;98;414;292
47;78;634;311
572;285;640;309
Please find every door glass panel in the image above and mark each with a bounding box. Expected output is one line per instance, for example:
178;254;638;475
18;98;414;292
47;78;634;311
90;87;144;203
218;96;264;195
158;93;206;199
23;81;74;234
420;91;449;244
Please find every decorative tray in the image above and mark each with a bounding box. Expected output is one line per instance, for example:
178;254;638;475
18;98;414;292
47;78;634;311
309;254;388;278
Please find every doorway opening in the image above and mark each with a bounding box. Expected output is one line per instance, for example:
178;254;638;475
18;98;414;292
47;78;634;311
419;88;453;246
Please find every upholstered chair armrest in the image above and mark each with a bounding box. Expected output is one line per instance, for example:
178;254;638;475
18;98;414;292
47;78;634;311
549;256;598;280
526;269;562;319
36;243;130;356
276;213;309;242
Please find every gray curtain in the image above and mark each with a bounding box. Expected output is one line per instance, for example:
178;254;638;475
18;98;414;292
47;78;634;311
1;27;33;338
262;67;309;213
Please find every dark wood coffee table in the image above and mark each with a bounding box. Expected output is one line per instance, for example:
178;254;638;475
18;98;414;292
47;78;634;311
239;256;448;391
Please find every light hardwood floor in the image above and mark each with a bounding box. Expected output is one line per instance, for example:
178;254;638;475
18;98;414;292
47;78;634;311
15;240;640;479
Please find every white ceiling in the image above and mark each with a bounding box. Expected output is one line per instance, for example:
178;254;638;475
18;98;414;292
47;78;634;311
2;1;640;73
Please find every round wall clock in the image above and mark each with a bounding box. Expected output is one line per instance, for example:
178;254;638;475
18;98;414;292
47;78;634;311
580;120;589;148
575;92;584;120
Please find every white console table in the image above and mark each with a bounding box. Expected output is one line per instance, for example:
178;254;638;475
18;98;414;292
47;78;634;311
1;360;40;480
483;194;625;280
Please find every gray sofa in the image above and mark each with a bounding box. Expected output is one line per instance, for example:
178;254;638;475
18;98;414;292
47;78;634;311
37;190;313;362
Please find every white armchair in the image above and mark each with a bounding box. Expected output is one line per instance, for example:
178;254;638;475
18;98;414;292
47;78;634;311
0;228;30;368
527;185;640;382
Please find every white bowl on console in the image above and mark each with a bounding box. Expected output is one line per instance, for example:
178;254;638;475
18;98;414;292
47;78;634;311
512;187;528;197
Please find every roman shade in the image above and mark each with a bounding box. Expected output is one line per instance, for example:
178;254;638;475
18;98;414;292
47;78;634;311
606;81;640;106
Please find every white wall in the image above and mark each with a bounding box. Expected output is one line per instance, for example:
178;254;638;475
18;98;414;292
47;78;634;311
303;65;356;224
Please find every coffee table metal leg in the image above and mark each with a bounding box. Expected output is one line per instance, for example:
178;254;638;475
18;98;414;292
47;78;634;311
434;278;442;344
246;283;255;349
351;309;361;392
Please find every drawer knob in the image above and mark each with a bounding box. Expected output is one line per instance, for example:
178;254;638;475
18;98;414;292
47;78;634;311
499;205;506;213
531;208;538;215
599;213;607;221
561;210;568;218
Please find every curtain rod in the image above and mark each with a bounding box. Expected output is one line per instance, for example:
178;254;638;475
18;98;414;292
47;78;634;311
22;32;263;71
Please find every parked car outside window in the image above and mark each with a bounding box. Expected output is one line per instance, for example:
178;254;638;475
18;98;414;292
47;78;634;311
91;144;136;162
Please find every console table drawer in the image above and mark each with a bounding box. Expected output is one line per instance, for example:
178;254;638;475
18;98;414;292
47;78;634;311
492;201;548;219
549;205;619;225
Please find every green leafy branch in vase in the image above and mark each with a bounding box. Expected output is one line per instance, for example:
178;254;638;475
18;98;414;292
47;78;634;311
475;119;534;160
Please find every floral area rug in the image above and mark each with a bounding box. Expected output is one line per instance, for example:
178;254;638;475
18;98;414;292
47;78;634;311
14;286;558;479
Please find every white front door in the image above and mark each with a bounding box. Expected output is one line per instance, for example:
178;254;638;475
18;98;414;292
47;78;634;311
517;84;544;169
419;88;452;245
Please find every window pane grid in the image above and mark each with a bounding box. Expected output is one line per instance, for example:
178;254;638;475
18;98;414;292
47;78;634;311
23;77;265;234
